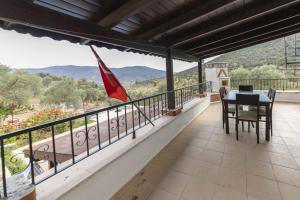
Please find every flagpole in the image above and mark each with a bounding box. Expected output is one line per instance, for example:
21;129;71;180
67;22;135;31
127;95;155;127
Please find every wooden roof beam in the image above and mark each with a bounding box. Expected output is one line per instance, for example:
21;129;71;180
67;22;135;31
0;0;198;62
137;0;235;40
170;0;297;47
182;1;300;52
97;0;157;28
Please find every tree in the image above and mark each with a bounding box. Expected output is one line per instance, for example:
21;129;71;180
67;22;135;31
41;79;81;110
0;69;38;122
229;67;250;80
250;64;285;79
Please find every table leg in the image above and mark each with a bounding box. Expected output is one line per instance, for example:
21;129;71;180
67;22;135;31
225;102;229;134
265;104;270;141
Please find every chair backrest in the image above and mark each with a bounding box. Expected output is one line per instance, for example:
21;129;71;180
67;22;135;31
269;88;276;111
267;88;272;98
236;94;260;119
219;86;227;100
236;93;259;106
239;85;253;92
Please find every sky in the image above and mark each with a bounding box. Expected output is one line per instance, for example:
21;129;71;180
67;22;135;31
0;28;215;72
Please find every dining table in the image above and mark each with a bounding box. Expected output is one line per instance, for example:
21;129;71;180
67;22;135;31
223;90;272;141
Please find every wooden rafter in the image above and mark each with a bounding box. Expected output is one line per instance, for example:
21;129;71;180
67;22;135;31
97;0;157;28
137;0;235;40
182;1;300;52
169;0;297;47
0;0;198;62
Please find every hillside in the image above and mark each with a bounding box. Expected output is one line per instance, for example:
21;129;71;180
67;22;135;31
176;34;298;76
19;65;166;84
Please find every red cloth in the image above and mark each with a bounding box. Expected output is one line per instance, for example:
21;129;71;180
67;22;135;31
90;45;128;102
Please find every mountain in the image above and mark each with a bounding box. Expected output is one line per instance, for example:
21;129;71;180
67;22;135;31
19;65;166;84
175;34;298;76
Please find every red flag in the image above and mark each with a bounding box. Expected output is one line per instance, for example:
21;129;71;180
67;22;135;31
90;45;128;102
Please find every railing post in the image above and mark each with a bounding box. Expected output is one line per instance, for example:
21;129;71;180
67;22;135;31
1;138;7;198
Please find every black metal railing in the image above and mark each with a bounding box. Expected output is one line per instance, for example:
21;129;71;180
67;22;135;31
0;82;211;198
231;78;300;91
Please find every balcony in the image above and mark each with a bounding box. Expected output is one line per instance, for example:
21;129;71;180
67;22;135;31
113;102;300;200
1;83;300;199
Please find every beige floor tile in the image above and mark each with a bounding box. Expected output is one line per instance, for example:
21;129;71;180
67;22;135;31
181;177;216;200
273;165;300;187
189;138;209;148
216;167;247;193
158;170;190;196
247;149;270;163
246;160;275;180
288;146;300;158
194;161;220;183
206;141;225;153
212;185;247;200
269;152;299;169
279;183;300;200
200;149;224;165
194;132;212;140
171;156;198;175
247;174;281;200
222;153;246;172
224;143;248;156
182;146;204;160
147;188;179;200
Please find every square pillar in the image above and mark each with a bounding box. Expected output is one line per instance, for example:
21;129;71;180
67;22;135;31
166;49;175;110
198;58;203;94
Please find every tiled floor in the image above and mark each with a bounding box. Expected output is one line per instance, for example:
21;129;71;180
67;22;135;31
113;102;300;200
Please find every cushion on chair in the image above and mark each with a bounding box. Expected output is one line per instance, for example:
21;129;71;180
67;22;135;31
238;110;257;121
228;104;235;113
250;106;266;116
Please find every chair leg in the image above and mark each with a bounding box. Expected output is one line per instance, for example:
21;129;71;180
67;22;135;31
236;120;239;140
270;115;273;136
256;121;259;144
242;121;244;131
248;122;250;132
222;114;224;129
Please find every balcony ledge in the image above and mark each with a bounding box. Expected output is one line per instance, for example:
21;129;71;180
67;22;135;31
36;96;211;200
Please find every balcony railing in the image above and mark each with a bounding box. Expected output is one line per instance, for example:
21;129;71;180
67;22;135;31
0;81;212;198
231;78;300;90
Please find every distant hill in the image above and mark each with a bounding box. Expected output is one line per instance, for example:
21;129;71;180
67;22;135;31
19;65;166;84
175;34;297;75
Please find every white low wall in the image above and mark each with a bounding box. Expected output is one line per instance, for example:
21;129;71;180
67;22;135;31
36;96;210;200
275;90;300;103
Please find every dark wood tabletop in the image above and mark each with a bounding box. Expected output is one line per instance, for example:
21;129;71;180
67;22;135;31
223;90;271;105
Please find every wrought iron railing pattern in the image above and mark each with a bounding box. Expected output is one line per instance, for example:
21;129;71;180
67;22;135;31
0;82;211;198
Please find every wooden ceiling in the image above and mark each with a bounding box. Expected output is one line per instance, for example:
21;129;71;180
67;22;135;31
1;0;300;62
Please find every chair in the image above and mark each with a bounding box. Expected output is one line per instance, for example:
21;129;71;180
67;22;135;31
219;87;235;128
239;85;253;92
235;94;260;143
259;88;276;136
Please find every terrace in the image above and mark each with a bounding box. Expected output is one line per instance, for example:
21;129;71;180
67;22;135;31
113;102;300;200
1;0;300;200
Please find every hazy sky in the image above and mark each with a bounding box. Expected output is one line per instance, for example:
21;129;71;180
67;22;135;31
0;28;215;72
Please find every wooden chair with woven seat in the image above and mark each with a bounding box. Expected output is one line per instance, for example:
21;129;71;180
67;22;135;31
235;93;260;143
219;87;235;128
